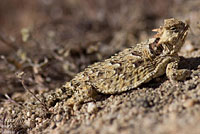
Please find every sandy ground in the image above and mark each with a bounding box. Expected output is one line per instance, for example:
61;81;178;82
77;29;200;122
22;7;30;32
0;0;200;134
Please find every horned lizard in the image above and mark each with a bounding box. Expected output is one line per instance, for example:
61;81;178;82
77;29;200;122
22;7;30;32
48;18;190;107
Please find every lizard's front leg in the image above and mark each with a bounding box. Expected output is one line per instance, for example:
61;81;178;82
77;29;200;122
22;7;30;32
65;84;99;106
166;59;191;82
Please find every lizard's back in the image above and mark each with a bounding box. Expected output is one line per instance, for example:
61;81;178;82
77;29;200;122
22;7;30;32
67;39;171;94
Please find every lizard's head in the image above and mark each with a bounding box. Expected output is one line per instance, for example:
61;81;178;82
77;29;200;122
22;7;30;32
153;18;189;55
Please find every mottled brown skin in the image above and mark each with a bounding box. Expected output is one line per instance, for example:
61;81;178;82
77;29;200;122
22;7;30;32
51;18;190;106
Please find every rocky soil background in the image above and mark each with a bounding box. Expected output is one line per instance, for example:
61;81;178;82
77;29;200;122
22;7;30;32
0;0;200;134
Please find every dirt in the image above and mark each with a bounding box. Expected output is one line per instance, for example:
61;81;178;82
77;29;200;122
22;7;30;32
0;0;200;134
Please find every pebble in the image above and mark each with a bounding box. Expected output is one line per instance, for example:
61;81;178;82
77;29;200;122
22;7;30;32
73;103;82;111
49;121;56;129
27;111;32;117
183;99;196;108
25;119;36;128
87;102;98;114
55;114;62;122
36;117;42;123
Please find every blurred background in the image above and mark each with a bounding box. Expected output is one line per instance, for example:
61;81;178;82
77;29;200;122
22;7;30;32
0;0;200;95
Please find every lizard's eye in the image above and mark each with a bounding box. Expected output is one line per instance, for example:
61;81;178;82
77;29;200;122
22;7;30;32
170;27;176;30
170;27;179;33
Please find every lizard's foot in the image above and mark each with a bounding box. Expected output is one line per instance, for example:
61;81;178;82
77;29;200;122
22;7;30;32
174;69;191;81
168;69;191;82
64;88;99;107
166;61;191;84
170;69;191;85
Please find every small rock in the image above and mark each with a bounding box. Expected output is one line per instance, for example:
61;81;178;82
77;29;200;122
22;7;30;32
73;103;82;111
42;119;50;129
87;102;98;114
49;121;56;129
25;119;36;128
55;114;62;122
26;111;31;117
183;99;196;108
35;117;42;123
